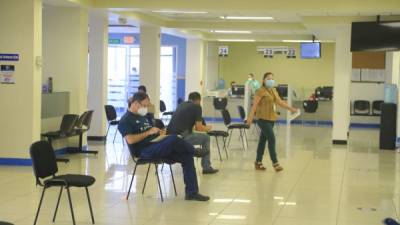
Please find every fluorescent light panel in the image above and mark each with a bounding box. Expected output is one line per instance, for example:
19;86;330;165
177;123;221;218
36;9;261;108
218;39;255;42
152;10;208;14
211;30;252;34
220;16;273;20
282;40;320;43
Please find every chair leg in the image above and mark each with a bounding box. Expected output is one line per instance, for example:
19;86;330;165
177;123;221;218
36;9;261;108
66;187;76;225
215;136;222;161
126;163;138;200
154;164;164;202
106;124;110;137
169;164;177;196
52;186;63;222
223;137;228;159
85;187;95;224
33;187;47;225
113;127;118;143
239;129;246;151
227;129;233;148
142;164;151;194
244;129;249;147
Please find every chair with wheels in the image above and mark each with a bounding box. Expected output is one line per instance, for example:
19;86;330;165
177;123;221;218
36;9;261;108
104;105;119;143
30;141;95;225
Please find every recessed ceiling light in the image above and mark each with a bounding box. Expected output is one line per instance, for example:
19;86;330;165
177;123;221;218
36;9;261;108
211;30;252;34
152;10;208;14
218;39;256;42
220;16;274;20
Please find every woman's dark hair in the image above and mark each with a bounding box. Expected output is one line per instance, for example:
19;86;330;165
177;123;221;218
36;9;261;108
262;72;274;87
138;85;147;93
188;92;201;101
128;92;149;107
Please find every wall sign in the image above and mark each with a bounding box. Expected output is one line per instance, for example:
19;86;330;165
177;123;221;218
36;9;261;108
218;46;229;57
0;54;19;61
0;65;15;84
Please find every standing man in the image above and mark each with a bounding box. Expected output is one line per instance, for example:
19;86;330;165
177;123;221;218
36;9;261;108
167;92;219;174
245;73;261;94
118;92;209;201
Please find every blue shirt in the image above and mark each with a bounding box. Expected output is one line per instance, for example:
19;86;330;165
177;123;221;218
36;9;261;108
118;111;158;155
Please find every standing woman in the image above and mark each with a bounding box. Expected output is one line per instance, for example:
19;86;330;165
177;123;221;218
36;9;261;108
246;72;298;172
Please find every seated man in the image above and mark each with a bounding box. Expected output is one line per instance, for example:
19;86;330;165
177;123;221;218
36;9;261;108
167;92;219;174
118;92;209;201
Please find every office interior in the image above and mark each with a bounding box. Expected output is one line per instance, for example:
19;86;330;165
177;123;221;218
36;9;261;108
1;0;400;224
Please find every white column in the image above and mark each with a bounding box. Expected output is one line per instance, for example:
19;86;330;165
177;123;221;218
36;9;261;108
140;25;161;116
332;26;352;144
186;39;205;97
0;0;42;159
386;52;400;141
88;10;108;138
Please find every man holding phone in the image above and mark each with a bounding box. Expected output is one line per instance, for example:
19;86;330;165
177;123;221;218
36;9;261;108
118;92;209;201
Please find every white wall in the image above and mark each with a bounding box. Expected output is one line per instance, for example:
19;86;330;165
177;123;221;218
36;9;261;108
204;42;219;92
185;39;205;96
0;0;42;158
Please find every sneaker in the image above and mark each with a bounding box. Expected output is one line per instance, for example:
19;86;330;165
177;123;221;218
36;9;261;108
202;168;219;174
185;193;210;201
194;148;208;158
255;162;266;171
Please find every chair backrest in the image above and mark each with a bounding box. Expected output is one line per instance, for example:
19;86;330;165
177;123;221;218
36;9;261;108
354;100;370;112
303;100;318;113
221;109;232;126
213;97;227;110
82;110;94;129
160;100;166;112
30;141;58;185
104;105;117;121
60;114;79;135
237;106;246;120
75;111;88;129
372;100;384;111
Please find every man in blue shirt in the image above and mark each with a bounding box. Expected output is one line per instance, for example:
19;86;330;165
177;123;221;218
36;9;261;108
118;92;209;201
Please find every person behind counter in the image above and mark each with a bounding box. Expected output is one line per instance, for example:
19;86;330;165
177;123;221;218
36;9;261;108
118;92;210;201
245;73;261;94
227;81;237;96
246;72;299;172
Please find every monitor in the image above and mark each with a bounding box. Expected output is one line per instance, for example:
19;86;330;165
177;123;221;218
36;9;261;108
300;42;321;59
351;21;400;52
276;84;288;100
231;85;245;96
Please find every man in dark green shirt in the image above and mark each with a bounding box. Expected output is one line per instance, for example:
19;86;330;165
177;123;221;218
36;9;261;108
118;92;209;201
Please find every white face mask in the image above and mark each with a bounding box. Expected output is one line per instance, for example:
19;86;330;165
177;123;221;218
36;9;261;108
137;107;148;116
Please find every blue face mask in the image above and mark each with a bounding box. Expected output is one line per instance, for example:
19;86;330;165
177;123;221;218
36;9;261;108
265;79;275;88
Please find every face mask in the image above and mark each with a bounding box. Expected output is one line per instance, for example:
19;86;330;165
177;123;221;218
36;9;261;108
248;78;252;81
265;79;275;88
137;107;148;116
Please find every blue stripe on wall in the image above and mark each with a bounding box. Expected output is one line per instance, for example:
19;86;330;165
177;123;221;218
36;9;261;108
0;146;88;166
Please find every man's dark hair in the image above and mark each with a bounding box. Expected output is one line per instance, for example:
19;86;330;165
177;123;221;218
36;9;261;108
128;92;149;107
188;92;201;102
138;85;147;93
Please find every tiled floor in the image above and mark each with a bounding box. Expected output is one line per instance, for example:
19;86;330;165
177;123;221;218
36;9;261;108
1;124;399;225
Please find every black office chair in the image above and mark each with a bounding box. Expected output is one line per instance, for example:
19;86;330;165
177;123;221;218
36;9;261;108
372;100;384;116
41;114;79;163
30;141;95;225
71;110;98;155
199;118;229;161
126;144;177;202
237;105;260;135
302;100;319;125
213;97;228;110
221;109;249;150
353;100;370;115
160;100;174;124
104;105;119;143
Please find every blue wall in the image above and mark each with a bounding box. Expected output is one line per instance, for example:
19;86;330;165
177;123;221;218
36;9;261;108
108;33;186;102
